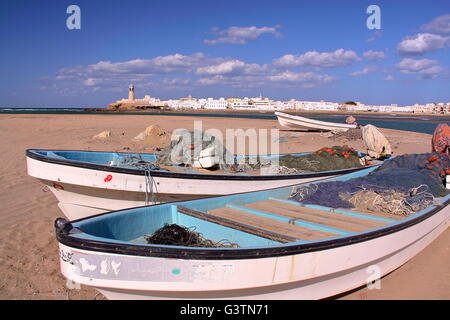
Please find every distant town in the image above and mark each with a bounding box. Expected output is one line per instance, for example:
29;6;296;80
104;85;450;114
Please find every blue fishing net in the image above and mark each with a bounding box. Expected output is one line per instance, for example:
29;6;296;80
289;153;449;208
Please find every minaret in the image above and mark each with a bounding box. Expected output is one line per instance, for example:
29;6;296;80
128;84;135;101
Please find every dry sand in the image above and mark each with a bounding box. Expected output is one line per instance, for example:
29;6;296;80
0;113;448;300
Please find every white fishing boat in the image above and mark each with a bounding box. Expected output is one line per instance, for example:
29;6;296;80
26;149;373;220
54;161;450;300
275;112;357;132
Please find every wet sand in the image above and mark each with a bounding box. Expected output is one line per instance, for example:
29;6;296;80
0;113;447;300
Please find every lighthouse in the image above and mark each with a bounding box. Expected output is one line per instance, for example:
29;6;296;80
128;84;135;101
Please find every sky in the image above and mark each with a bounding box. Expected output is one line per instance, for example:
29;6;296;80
0;0;449;108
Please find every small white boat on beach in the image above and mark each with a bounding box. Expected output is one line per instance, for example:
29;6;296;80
275;111;357;132
26;149;373;220
54;161;450;300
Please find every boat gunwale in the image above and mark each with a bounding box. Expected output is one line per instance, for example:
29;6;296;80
26;148;371;181
55;194;450;261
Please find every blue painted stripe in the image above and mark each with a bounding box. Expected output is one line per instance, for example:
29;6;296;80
268;197;396;223
225;204;351;235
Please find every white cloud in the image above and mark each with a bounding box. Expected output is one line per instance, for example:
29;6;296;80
268;71;336;87
397;33;450;56
197;70;335;89
363;50;385;61
46;51;349;95
196;60;246;75
421;14;450;34
197;75;226;86
273;49;361;69
83;78;102;86
384;75;395;81
349;66;377;76
395;57;444;79
196;60;269;76
84;53;207;75
204;25;282;45
366;30;382;43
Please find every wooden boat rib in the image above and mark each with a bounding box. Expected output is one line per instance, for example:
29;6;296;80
55;166;450;299
26;149;374;220
275;111;357;132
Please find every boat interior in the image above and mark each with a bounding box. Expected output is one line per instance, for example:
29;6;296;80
28;149;367;176
67;168;450;250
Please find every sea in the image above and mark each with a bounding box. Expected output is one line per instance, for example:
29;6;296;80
1;108;449;135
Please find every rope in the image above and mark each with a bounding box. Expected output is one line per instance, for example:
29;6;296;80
145;224;239;248
144;164;157;205
109;154;159;205
289;184;319;202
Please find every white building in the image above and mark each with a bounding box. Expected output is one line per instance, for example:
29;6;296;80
230;98;255;110
204;97;228;110
294;100;339;111
165;96;203;110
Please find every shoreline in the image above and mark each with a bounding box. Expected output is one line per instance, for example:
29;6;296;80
2;107;450;122
0;113;447;300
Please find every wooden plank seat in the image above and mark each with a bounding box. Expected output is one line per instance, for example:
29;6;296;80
177;206;299;243
271;197;405;221
244;200;388;233
205;207;338;241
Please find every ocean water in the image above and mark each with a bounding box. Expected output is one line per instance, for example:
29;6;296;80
1;108;448;135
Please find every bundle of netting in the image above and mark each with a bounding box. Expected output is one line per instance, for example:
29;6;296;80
288;152;448;216
340;185;435;216
229;145;364;175
155;129;235;170
330;128;363;141
276;145;363;173
109;154;162;170
145;223;239;248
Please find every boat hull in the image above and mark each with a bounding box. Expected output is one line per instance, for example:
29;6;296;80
27;155;354;220
275;112;357;132
58;203;450;299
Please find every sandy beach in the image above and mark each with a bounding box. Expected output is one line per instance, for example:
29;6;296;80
0;113;448;300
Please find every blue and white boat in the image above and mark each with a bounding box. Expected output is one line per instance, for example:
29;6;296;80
54;165;450;300
26;149;372;220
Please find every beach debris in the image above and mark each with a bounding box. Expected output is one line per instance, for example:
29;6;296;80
145;223;239;248
93;130;112;139
319;132;334;138
362;124;392;159
133;125;167;141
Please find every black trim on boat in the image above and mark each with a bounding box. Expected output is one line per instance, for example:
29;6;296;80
55;197;450;260
26;148;370;181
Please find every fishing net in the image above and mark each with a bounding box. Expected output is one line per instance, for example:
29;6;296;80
110;154;162;170
109;154;165;204
278;146;363;172
330;128;363;141
289;152;449;215
145;223;239;248
226;145;364;175
155;130;234;170
111;130;364;175
341;185;435;216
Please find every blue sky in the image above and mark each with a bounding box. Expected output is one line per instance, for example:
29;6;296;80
0;0;449;107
